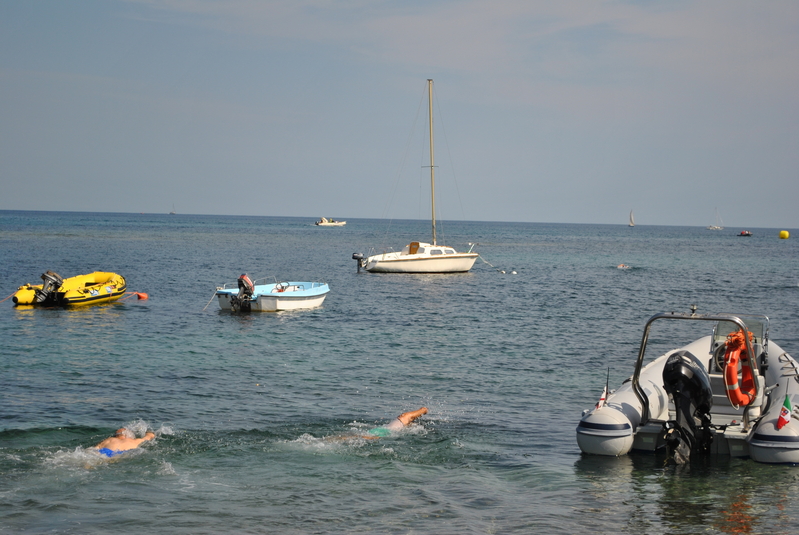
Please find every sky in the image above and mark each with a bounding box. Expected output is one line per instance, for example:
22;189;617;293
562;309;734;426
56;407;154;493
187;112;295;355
1;1;797;227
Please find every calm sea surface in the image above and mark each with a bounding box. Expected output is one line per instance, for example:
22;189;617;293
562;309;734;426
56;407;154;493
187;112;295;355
1;211;798;534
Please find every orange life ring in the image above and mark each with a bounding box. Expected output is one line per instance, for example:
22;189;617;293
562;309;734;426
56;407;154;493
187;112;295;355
724;331;756;406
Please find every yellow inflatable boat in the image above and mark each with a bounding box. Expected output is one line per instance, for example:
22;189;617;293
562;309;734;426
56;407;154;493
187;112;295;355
13;271;127;307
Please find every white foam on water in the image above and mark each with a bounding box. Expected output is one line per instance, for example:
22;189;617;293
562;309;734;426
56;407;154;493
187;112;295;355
157;461;177;476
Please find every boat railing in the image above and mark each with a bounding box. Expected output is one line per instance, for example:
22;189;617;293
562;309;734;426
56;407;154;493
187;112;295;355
632;310;759;426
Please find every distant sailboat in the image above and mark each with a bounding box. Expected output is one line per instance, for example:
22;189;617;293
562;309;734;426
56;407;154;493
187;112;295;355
629;210;635;227
707;207;724;230
169;204;176;215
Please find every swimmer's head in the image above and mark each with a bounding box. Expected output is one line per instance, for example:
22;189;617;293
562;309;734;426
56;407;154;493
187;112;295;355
115;428;135;439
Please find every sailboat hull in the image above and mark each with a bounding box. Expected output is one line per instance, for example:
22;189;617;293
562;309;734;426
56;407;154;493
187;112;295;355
365;252;478;273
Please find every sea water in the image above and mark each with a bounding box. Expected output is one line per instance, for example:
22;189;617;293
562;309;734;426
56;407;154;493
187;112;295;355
1;211;798;534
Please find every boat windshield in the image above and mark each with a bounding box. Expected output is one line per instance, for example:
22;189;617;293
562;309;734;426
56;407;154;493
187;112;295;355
712;315;768;346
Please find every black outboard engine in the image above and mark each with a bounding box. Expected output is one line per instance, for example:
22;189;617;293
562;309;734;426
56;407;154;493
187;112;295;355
352;253;365;272
230;274;254;312
662;350;714;464
35;271;64;303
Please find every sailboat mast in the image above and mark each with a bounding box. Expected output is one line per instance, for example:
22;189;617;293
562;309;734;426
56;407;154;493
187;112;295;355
428;79;436;246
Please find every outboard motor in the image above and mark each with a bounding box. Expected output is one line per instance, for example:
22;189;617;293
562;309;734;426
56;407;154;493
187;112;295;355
34;271;64;303
352;253;366;272
662;350;713;464
230;274;254;312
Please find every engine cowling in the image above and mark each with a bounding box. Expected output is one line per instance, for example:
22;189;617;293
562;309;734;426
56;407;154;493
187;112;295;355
662;350;713;464
230;274;254;312
34;271;64;304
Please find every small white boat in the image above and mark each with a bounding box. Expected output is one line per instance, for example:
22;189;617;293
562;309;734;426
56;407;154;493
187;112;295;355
628;210;635;227
216;275;329;312
352;79;477;274
576;308;799;464
315;217;346;226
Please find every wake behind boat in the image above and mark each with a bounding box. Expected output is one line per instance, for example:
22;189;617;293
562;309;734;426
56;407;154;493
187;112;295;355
352;79;477;274
576;308;799;464
216;274;329;312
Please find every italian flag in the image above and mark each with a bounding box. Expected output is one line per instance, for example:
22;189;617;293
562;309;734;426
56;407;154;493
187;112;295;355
594;386;607;410
777;395;792;430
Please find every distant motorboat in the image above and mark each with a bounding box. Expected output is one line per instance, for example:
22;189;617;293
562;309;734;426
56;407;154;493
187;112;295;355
617;264;631;270
315;217;346;226
738;230;752;237
629;211;635;227
707;207;724;230
216;274;329;312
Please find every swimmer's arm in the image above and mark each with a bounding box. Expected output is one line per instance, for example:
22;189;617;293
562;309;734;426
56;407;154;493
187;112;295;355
137;431;156;445
131;431;156;447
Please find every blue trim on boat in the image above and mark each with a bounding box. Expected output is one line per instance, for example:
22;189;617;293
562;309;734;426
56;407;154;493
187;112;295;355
577;421;632;431
216;281;329;298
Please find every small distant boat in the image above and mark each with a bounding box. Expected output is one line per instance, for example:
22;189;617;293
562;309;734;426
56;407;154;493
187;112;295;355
707;207;724;230
617;264;631;270
215;274;329;312
12;271;127;306
738;230;752;237
577;308;799;464
315;217;346;226
352;79;478;274
629;211;635;227
169;203;176;215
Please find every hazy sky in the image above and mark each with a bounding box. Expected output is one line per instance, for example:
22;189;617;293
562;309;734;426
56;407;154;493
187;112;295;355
1;1;797;227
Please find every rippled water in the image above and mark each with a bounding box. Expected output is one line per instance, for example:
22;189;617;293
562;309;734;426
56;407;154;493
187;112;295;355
1;211;798;533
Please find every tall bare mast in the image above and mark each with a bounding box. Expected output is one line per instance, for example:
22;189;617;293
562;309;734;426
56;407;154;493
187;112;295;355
428;79;436;245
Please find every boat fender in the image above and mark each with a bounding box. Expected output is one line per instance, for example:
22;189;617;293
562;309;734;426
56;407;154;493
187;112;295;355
724;330;757;407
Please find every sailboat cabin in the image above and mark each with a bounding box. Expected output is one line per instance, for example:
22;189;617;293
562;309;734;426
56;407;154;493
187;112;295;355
402;242;457;256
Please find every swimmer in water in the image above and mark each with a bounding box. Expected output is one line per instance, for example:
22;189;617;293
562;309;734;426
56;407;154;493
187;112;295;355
358;407;429;439
92;427;155;458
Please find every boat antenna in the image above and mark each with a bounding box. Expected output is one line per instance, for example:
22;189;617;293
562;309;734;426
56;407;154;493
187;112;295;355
604;367;610;407
428;78;436;246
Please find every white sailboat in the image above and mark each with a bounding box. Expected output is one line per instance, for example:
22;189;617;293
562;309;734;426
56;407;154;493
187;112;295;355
629;210;635;227
707;207;724;230
352;79;478;274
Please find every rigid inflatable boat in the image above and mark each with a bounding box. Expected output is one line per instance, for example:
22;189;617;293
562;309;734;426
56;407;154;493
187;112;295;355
13;271;127;307
576;308;799;464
